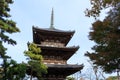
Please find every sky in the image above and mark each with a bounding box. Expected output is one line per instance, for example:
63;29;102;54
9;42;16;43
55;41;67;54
4;0;111;78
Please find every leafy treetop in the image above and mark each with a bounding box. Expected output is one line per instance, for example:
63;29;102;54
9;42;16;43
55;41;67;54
85;4;120;73
85;0;120;18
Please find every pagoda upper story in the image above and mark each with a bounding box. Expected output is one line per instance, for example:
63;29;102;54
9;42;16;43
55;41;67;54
33;26;75;47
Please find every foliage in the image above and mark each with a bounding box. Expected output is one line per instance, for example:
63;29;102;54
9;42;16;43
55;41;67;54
24;43;47;80
6;60;27;80
85;0;120;18
66;76;75;80
0;0;20;45
0;0;20;80
24;42;42;61
85;1;120;74
106;76;118;80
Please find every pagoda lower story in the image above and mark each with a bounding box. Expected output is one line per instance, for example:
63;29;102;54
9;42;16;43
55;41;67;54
42;64;83;80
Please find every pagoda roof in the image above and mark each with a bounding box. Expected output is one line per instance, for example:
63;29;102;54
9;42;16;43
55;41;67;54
47;64;83;68
33;26;75;34
33;27;75;46
37;45;79;60
43;64;83;77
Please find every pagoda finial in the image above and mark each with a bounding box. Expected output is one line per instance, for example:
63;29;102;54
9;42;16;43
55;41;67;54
50;8;54;29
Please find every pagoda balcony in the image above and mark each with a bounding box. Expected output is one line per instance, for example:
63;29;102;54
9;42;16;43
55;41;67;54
40;41;65;47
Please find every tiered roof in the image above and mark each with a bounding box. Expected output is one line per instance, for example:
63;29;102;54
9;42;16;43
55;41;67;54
37;44;79;60
33;26;75;46
43;64;83;78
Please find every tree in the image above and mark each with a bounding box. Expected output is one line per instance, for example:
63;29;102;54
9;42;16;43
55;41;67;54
85;0;120;18
0;0;20;79
6;60;27;80
87;60;106;80
85;2;120;80
24;42;47;80
77;60;106;80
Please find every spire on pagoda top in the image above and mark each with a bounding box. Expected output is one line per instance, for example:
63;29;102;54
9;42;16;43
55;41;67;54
50;8;54;29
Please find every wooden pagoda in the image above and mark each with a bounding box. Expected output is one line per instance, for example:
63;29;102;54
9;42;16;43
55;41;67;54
32;9;83;80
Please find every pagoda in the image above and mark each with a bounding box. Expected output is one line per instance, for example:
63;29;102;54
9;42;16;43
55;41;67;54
32;9;83;80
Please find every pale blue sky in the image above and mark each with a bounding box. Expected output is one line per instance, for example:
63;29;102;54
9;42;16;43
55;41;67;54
5;0;109;76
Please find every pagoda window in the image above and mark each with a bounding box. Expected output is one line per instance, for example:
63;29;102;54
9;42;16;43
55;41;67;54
45;39;48;41
57;56;62;60
44;56;48;59
52;75;55;77
56;40;59;43
50;56;55;59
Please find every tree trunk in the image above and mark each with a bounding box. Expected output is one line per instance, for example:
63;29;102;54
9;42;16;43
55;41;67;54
3;58;7;80
117;70;120;80
30;69;33;80
99;71;106;80
95;73;98;80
